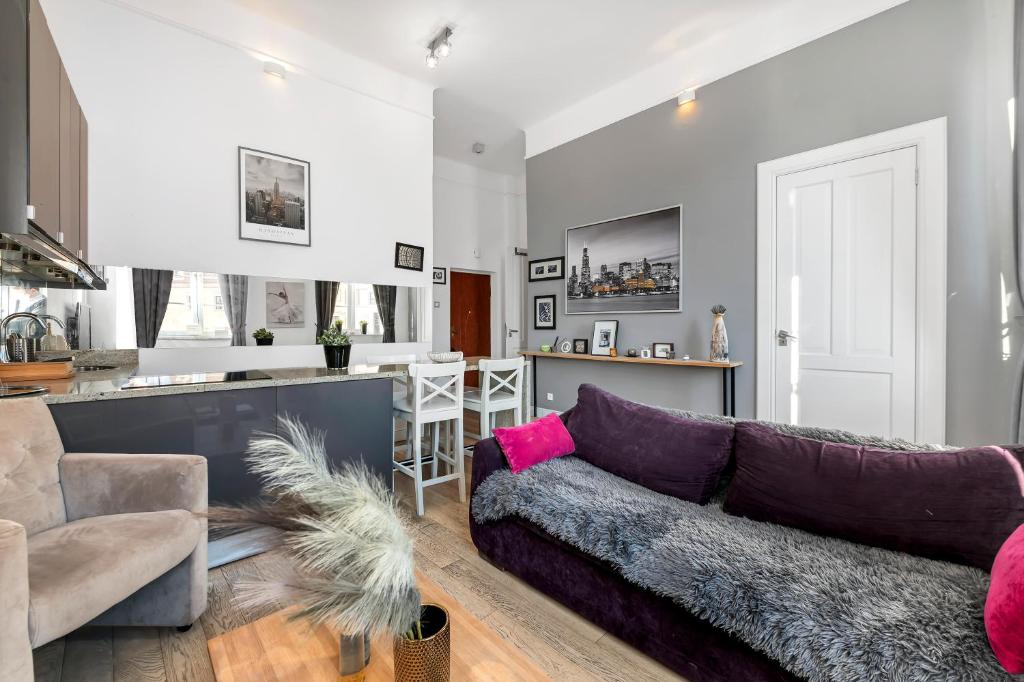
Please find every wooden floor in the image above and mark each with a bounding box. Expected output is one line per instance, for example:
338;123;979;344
33;412;684;682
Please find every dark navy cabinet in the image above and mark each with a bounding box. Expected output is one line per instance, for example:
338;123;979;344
48;379;394;505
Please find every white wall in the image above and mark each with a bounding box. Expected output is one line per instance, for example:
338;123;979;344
42;0;434;289
42;0;436;367
432;157;527;357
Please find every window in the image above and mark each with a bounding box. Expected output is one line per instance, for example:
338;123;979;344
159;272;231;340
332;283;381;334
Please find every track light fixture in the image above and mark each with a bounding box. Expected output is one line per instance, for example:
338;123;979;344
425;26;453;69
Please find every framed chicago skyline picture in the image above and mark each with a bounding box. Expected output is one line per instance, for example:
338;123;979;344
239;147;311;247
565;205;681;314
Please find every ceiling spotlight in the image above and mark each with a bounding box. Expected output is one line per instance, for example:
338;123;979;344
263;61;287;79
472;142;486;154
425;26;454;68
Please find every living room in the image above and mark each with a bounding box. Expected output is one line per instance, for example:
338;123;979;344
0;0;1021;680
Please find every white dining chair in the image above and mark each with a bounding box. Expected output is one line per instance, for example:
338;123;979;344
464;356;525;441
392;361;466;516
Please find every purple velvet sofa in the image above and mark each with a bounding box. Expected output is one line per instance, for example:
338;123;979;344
469;409;794;682
469;387;1024;681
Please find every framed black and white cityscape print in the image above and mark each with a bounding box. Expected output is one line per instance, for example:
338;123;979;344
565;205;681;314
534;295;556;330
395;242;425;271
529;256;565;282
239;147;310;247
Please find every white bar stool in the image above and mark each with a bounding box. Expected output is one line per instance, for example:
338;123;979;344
464;356;525;441
392;361;466;516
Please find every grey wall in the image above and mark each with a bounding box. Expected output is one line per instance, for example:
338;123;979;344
526;0;1016;446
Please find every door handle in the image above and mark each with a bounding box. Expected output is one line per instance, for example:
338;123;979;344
777;329;798;346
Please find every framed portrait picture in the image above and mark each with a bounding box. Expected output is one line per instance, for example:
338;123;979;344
573;338;589;354
565;205;681;314
590;320;619;356
534;295;556;330
528;256;565;282
432;267;447;285
239;147;310;247
265;281;306;328
653;342;675;359
395;242;425;271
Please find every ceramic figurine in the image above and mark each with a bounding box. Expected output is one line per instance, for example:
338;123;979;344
710;305;729;361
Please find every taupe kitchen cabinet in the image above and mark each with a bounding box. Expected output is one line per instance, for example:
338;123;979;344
28;0;88;260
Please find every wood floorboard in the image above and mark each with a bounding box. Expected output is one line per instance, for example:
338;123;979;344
112;629;165;682
37;413;684;681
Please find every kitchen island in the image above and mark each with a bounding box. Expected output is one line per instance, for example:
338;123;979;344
28;357;488;566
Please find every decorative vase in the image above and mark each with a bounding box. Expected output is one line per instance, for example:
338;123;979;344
710;305;729;362
255;337;273;346
323;343;352;369
360;322;368;335
394;604;450;682
339;631;371;682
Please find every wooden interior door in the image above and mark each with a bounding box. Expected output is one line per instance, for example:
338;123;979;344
450;271;491;387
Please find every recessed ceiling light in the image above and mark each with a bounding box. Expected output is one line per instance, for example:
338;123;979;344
263;61;287;79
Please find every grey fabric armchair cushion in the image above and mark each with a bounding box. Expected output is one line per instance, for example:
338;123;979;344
0;520;32;682
0;400;67;535
60;452;207;519
27;510;200;646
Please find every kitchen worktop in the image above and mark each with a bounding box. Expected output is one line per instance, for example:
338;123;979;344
16;355;485;404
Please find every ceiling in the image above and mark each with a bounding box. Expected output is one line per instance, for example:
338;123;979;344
227;0;907;174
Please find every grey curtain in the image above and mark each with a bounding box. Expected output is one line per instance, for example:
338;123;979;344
1015;0;1024;441
132;268;173;348
373;284;397;343
315;280;341;340
218;275;249;346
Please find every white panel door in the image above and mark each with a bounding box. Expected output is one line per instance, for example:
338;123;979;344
774;147;917;439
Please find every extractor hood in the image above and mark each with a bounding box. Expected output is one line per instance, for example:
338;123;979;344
0;222;105;290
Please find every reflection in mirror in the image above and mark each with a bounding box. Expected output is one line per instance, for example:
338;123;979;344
0;265;425;351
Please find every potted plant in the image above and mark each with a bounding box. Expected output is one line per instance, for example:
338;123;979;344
359;320;369;335
318;320;352;369
210;420;450;681
252;328;274;346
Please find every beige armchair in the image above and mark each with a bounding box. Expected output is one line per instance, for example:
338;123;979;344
0;399;207;682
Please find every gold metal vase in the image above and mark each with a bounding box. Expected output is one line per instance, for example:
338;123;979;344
394;604;450;682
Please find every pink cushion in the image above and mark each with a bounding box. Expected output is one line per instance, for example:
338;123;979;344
986;524;1024;673
493;414;575;474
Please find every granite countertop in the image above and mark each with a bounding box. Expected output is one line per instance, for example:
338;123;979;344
14;355;484;405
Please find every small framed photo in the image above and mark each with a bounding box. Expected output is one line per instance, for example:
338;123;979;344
528;256;565;282
653;342;675;359
591;320;619;356
534;295;557;330
573;338;589;354
395;242;425;271
432;267;447;285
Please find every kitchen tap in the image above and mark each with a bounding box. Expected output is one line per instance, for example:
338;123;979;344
1;312;45;362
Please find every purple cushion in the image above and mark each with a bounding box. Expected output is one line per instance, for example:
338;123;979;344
565;384;734;504
723;422;1024;569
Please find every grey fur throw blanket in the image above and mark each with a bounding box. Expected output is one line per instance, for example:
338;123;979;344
472;456;1010;681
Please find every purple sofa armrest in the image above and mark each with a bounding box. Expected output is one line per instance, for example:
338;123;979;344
470;437;508;498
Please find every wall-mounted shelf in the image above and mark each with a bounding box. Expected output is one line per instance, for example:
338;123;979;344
519;350;741;369
519;350;742;416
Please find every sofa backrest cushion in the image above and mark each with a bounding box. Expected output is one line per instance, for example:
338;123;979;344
566;384;734;504
0;398;67;535
723;422;1024;569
